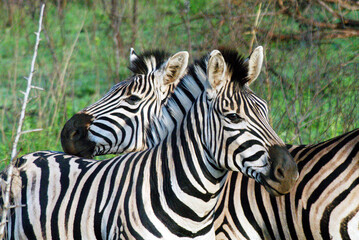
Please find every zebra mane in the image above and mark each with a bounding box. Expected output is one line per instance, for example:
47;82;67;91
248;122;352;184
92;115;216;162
146;54;210;147
218;47;249;88
128;50;170;75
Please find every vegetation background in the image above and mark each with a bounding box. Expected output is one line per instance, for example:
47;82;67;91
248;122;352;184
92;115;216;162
0;0;358;169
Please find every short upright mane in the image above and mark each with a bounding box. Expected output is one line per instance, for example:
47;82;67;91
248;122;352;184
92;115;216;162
128;50;170;75
218;48;249;87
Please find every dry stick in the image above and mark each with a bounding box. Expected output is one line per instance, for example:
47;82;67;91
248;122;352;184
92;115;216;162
317;0;342;19
0;98;9;147
50;16;86;131
0;4;45;239
110;0;126;80
131;0;138;45
249;3;261;53
181;2;192;62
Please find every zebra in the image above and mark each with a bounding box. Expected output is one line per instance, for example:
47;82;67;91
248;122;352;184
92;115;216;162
1;49;298;239
61;49;189;158
61;46;298;198
214;128;359;240
62;45;359;239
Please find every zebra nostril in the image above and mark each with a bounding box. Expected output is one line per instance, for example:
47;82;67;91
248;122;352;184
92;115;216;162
275;167;285;180
70;129;84;141
70;130;78;138
268;144;297;185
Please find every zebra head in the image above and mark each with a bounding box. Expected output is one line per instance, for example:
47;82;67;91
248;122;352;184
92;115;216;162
61;49;189;158
205;48;298;195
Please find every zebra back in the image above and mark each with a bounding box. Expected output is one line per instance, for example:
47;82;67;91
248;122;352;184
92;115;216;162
214;128;359;240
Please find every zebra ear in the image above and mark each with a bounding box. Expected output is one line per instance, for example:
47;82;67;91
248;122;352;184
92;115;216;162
207;50;226;91
130;48;138;64
162;51;189;85
129;48;140;74
247;46;263;85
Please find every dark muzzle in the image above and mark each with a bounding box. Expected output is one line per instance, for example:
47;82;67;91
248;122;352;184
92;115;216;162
61;113;96;158
262;145;299;196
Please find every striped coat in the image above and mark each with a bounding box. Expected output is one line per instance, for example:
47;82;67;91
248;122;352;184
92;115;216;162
2;49;297;239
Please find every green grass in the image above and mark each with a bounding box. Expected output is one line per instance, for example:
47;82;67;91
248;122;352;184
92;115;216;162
0;1;358;168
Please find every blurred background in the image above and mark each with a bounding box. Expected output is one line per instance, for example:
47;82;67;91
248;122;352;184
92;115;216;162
0;0;358;167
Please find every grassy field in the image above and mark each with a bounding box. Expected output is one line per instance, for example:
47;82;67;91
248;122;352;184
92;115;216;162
0;0;358;169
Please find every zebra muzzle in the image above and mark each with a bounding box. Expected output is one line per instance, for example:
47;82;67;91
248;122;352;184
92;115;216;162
262;145;299;196
61;112;96;158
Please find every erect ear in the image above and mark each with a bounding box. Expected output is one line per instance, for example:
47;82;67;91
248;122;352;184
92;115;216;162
162;51;189;85
129;48;139;62
247;46;264;85
207;50;226;91
129;48;140;73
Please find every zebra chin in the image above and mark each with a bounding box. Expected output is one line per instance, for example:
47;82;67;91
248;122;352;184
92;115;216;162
61;112;96;158
258;145;299;196
259;177;293;196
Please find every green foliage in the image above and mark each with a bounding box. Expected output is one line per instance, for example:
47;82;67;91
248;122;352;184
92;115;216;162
0;0;358;169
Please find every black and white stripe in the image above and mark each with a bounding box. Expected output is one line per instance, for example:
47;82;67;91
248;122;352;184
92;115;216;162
214;128;359;240
2;49;297;239
61;46;358;239
129;49;358;240
60;49;189;158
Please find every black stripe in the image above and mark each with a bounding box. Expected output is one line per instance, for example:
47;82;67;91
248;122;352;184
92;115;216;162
270;195;286;239
254;181;275;239
51;154;71;240
320;142;359;240
123;155;144;240
64;158;94;234
34;155;50;239
240;174;264;239
285;193;298;240
106;156;133;236
172;131;206;200
93;158;116;239
340;200;359;240
151;144;196;237
162;141;207;222
89;126;113;146
73;160;107;239
20;169;37;239
186;107;218;187
136;150;162;237
295;131;359;208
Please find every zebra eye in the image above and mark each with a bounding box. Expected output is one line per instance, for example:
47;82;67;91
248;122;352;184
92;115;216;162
225;113;244;123
125;95;141;104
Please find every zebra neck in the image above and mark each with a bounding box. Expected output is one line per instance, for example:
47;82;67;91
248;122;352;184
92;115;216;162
150;95;227;233
170;93;226;186
177;93;226;181
146;60;208;148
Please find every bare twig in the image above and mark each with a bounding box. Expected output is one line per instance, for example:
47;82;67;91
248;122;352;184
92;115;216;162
110;0;126;80
180;1;192;61
31;85;44;91
277;0;359;29
317;0;342;19
0;4;45;239
262;29;359;41
249;3;262;53
131;0;138;45
20;129;43;135
325;0;359;11
50;15;86;130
